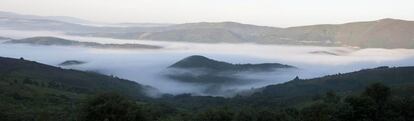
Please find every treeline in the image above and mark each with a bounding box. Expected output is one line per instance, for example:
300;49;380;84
3;83;409;121
78;83;413;121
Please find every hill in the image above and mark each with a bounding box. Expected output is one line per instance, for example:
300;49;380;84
157;66;414;108
169;55;294;72
284;18;414;48
81;19;414;49
58;60;86;66
138;22;279;43
5;36;162;49
0;36;11;40
0;56;155;120
165;55;295;95
242;66;414;107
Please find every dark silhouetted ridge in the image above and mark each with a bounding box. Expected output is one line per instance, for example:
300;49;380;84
169;55;294;72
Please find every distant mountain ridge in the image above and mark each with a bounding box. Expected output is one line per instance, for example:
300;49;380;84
4;36;162;49
0;11;172;27
0;36;12;40
1;11;414;49
79;18;414;49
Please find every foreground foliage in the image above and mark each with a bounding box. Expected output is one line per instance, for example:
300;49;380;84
76;83;414;121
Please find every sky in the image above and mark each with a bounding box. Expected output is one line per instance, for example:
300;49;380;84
0;0;413;27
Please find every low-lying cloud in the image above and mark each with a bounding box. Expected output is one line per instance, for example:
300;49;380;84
1;29;414;96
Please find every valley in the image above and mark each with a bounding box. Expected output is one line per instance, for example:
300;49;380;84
0;9;414;121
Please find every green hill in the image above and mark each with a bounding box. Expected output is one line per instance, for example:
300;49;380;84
166;55;295;95
241;66;414;107
169;55;294;72
0;56;154;120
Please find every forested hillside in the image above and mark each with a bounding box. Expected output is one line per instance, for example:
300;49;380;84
0;57;154;120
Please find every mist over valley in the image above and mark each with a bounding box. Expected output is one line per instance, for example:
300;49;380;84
2;28;414;96
1;2;414;120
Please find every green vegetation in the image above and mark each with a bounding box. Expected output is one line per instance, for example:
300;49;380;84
244;66;414;107
69;83;414;121
0;57;153;121
78;93;147;121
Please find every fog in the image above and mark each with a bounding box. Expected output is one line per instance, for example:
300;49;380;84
2;29;414;96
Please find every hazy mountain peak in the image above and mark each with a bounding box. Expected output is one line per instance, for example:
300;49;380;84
59;60;86;66
169;55;295;71
169;55;228;70
176;21;275;29
182;21;243;26
165;55;295;95
20;36;70;41
181;55;211;62
0;11;92;24
10;36;75;45
6;36;162;49
0;36;12;40
377;18;405;22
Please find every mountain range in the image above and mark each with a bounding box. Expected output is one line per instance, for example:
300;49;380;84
0;11;171;27
1;11;414;49
4;36;162;49
133;19;414;48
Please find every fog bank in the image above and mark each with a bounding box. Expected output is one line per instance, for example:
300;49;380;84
1;30;414;96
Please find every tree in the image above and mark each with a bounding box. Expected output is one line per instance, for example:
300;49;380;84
256;109;278;121
363;83;390;104
301;102;336;121
78;93;146;121
232;108;256;121
323;91;340;104
196;107;234;121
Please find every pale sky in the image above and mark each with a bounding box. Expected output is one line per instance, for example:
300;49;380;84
0;0;413;27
